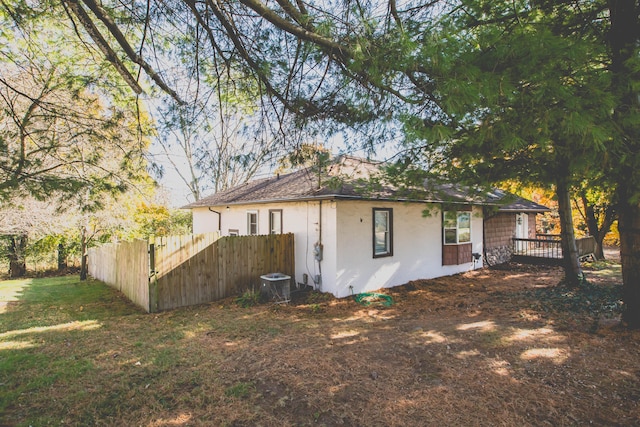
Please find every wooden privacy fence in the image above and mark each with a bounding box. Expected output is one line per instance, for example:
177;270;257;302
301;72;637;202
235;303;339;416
88;233;295;312
151;233;295;312
88;239;150;310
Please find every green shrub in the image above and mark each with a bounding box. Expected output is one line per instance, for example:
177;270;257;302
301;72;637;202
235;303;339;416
235;288;260;308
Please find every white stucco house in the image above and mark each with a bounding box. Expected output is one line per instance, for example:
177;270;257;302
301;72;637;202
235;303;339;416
182;156;548;298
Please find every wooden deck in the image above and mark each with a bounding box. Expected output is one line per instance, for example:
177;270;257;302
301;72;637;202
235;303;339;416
512;236;596;265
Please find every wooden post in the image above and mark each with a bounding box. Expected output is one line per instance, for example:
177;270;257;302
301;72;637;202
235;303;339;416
80;226;88;280
148;276;158;313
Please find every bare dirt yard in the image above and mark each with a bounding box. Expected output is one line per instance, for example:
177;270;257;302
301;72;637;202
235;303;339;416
1;253;638;426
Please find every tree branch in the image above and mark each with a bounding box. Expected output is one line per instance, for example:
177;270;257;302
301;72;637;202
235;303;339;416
62;0;143;95
78;0;185;104
389;0;403;32
274;0;313;29
239;0;351;60
205;0;295;111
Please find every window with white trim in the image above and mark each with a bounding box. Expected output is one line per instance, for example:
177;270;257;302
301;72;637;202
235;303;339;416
247;210;258;235
373;208;393;258
443;211;471;244
269;209;282;234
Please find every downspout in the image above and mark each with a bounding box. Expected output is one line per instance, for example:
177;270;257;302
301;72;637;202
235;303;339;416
208;207;221;232
315;200;323;290
314;152;324;290
318;200;322;248
482;207;494;268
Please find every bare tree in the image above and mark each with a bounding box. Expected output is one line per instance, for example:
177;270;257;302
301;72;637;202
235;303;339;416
153;96;290;202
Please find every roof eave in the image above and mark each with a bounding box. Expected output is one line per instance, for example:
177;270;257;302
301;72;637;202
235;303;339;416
497;208;551;213
184;193;493;208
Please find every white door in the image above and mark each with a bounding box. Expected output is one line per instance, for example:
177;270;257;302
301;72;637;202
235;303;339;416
515;213;528;253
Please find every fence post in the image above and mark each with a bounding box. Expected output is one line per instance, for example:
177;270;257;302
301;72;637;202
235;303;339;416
148;241;158;313
149;240;156;275
148;277;158;313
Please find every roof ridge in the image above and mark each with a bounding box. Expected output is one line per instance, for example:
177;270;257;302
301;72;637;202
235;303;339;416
181;158;549;213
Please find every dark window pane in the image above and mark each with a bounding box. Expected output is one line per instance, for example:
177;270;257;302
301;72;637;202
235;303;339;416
445;229;457;244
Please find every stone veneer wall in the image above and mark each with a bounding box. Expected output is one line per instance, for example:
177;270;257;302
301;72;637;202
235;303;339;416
485;244;513;266
484;212;515;265
484;212;538;265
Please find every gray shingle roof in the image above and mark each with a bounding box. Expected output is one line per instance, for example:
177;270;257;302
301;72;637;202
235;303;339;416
182;156;549;213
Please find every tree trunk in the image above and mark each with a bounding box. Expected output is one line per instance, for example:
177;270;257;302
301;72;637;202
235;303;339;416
581;194;615;260
8;234;27;278
608;0;640;328
80;227;88;280
8;260;26;278
57;243;68;271
619;192;640;328
556;179;583;287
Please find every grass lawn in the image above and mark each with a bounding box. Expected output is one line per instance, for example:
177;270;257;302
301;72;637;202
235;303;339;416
0;264;638;426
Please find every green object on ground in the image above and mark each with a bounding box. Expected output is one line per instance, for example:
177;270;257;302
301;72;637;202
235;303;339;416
353;292;394;307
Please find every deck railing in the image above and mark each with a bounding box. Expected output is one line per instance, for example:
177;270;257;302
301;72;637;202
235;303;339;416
512;236;597;262
513;237;563;259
